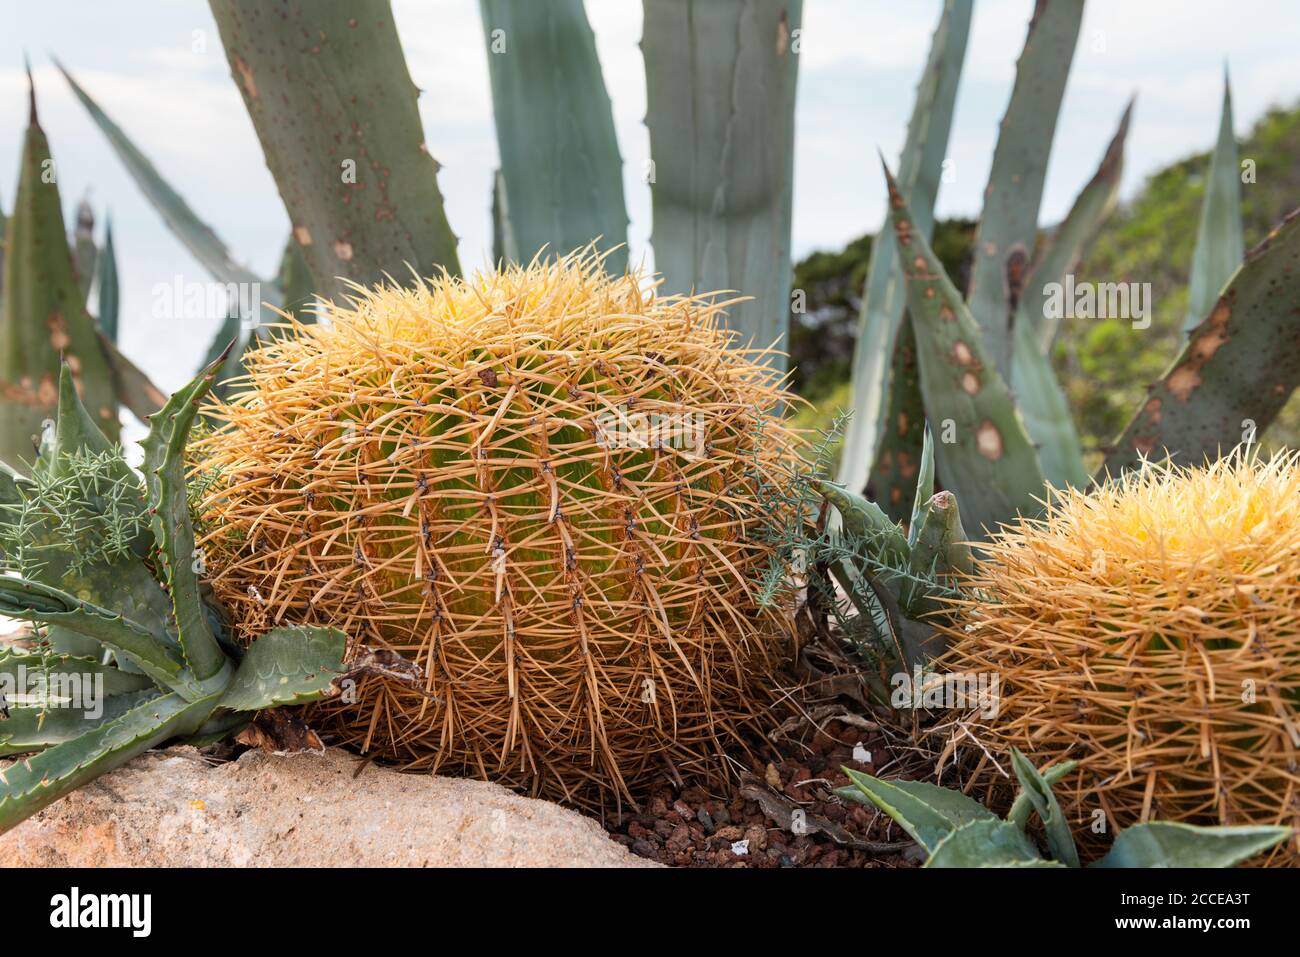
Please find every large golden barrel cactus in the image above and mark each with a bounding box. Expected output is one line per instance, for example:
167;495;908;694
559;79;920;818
192;253;801;808
939;453;1300;862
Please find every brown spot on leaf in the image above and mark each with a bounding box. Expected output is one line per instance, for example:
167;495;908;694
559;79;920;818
234;55;258;99
48;313;70;350
897;412;909;435
1166;296;1232;401
1167;365;1201;401
37;373;57;405
776;10;790;55
890;487;903;505
1143;397;1162;423
1004;245;1029;313
975;421;1003;460
897;450;917;480
961;372;980;395
294;225;313;246
939;305;955;322
952;341;974;366
334;240;354;262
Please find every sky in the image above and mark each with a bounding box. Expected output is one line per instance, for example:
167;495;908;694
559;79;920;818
2;0;1298;397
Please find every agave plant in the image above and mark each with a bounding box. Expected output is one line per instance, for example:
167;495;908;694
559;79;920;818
54;0;802;380
837;0;1300;538
837;748;1291;867
0;357;347;834
814;424;970;672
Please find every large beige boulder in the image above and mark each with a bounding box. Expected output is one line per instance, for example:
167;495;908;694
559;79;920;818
0;747;655;867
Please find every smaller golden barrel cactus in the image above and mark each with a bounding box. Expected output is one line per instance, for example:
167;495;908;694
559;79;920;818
192;251;802;808
940;452;1300;862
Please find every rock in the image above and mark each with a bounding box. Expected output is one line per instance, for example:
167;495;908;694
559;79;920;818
0;747;657;868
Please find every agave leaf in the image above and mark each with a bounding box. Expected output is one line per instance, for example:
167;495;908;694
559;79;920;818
275;233;315;324
42;363;150;558
209;0;461;299
0;651;155;698
218;625;347;712
0;689;217;834
0;80;119;471
1006;759;1077;829
642;0;803;371
836;767;997;853
0;191;7;300
925;818;1059;868
1100;208;1300;477
1021;100;1133;353
491;168;516;264
95;216;119;342
0;576;188;692
1183;72;1244;336
882;161;1047;537
907;420;936;546
866;315;928;526
965;0;1084;380
1091;822;1291;869
902;490;970;625
1009;747;1080;867
838;0;972;495
0;461;31;507
140;353;234;688
1011;317;1088;488
0;687;164;756
480;0;628;271
8;368;174;667
1007;100;1132;490
55;59;266;293
71;200;97;302
813;478;909;569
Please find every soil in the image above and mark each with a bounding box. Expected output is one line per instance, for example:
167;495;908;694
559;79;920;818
604;711;927;868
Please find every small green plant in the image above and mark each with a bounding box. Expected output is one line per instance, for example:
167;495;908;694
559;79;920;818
754;417;969;692
836;748;1291;868
0;356;347;834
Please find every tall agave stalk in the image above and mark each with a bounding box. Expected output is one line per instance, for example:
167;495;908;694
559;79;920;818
0;79;118;472
835;0;1300;539
642;0;803;372
0;356;348;834
480;0;628;271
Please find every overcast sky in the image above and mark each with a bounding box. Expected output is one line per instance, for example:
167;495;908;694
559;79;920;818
2;0;1298;394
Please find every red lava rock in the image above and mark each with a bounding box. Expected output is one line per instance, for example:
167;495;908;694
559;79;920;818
667;824;691;853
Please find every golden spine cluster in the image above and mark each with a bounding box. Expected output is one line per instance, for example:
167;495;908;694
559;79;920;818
937;452;1300;863
193;250;803;808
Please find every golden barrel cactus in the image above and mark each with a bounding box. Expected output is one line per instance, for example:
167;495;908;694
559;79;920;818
193;253;801;808
939;453;1300;862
